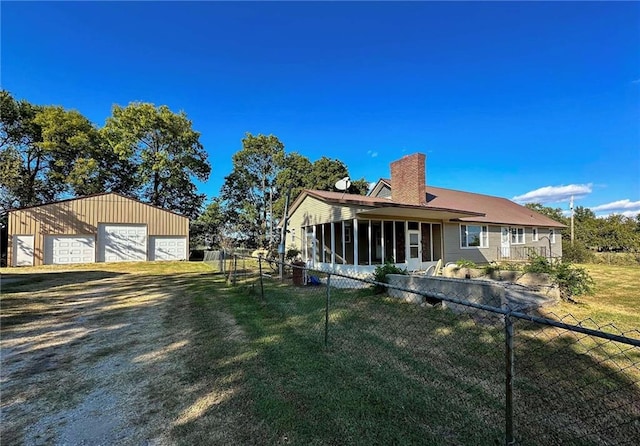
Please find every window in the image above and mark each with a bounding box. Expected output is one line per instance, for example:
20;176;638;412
549;228;556;244
460;224;488;248
510;227;525;244
532;227;538;242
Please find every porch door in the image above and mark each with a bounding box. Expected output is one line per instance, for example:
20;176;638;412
407;229;421;270
501;227;510;259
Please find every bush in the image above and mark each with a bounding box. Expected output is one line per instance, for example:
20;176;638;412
483;263;501;275
562;241;595;264
285;249;301;261
553;262;595;300
455;259;477;269
523;255;594;300
524;255;553;274
372;262;407;294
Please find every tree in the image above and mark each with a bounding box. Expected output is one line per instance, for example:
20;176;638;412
0;91;115;212
221;133;285;247
190;198;224;249
524;203;568;227
102;103;211;218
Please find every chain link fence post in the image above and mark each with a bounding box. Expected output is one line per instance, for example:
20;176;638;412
325;273;331;349
505;311;515;446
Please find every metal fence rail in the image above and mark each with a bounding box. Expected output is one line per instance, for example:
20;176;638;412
227;254;640;445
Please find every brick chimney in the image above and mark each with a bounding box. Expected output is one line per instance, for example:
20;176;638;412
390;153;426;205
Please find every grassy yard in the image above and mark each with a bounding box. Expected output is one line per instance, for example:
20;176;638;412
539;263;640;334
1;261;638;445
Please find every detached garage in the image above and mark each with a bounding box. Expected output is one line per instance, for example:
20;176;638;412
7;193;189;267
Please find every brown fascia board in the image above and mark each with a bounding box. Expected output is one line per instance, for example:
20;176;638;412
291;189;485;219
6;192;189;219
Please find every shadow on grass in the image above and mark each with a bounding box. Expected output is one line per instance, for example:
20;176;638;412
208;274;640;445
1;270;124;294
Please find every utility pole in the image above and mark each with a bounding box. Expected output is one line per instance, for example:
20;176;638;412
279;188;291;280
570;195;575;245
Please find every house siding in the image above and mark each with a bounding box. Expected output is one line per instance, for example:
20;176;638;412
287;196;372;251
443;223;563;264
7;193;188;266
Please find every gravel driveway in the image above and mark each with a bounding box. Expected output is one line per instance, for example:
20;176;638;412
1;265;256;445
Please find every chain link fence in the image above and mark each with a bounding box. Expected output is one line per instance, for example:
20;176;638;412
223;254;640;445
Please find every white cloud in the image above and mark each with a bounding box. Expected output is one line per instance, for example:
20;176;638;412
367;150;378;158
512;184;592;204
590;199;640;212
632;78;640;84
590;199;640;215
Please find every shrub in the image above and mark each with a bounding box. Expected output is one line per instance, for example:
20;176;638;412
553;262;595;300
523;255;595;301
285;248;301;261
523;255;553;274
372;262;407;294
562;241;595;264
483;263;501;275
455;259;477;269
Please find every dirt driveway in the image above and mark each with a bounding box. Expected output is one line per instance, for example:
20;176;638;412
1;263;267;445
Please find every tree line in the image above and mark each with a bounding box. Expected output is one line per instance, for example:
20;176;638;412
4;92;637;254
1;91;210;218
525;203;640;254
1;92;368;249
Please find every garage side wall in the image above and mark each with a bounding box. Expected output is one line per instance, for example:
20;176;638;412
7;193;188;266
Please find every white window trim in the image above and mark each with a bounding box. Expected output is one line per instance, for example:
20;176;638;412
549;228;556;244
460;224;489;249
532;227;538;242
511;227;525;245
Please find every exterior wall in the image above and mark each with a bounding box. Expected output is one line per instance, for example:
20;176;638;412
7;193;188;266
286;196;369;251
443;223;563;265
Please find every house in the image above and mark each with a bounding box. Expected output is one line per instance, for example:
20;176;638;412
6;192;189;267
285;153;565;274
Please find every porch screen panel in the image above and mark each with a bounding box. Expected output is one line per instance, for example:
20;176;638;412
383;221;394;263
333;222;344;264
432;224;442;261
394;221;406;263
315;224;322;263
305;227;314;262
357;220;369;265
323;223;331;263
344;221;354;264
371;221;382;265
421;223;432;262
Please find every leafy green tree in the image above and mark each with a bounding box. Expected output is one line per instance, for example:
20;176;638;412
524;203;568;226
221;133;285;247
0;91;118;211
190;198;225;249
102;102;210;218
597;214;639;252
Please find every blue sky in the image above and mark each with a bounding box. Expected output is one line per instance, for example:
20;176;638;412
2;1;639;217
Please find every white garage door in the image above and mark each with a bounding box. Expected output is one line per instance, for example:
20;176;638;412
150;236;187;261
44;235;96;265
98;224;147;262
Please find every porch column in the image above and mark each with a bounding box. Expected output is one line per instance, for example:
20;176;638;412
368;220;372;265
342;221;346;264
331;222;335;266
312;225;317;265
353;218;358;268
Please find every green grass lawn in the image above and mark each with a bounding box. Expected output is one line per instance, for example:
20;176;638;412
540;263;640;334
3;261;638;445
